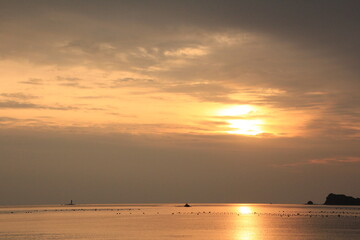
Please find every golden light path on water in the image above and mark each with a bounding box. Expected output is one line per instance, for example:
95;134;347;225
235;206;257;240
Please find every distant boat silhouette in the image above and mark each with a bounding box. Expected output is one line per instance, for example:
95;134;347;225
66;200;75;205
184;203;191;207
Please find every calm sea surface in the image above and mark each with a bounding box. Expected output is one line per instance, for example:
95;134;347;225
0;204;359;240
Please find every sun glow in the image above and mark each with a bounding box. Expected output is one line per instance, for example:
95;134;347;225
238;206;252;215
217;105;254;116
215;105;264;136
227;119;263;135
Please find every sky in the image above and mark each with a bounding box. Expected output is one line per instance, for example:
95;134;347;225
0;0;359;205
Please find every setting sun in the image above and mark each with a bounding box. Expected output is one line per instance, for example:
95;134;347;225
227;119;263;135
215;105;264;136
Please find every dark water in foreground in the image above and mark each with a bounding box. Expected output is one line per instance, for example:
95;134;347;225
0;204;359;240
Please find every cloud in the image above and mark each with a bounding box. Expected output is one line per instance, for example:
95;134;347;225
0;0;359;140
0;116;51;128
283;156;360;167
19;78;44;85
161;82;240;103
309;157;360;165
0;100;77;110
0;101;43;109
75;95;112;99
55;76;90;88
303;111;360;139
56;76;82;82
163;46;208;57
0;92;39;100
0;117;18;122
58;82;90;88
109;77;156;88
2;1;359;66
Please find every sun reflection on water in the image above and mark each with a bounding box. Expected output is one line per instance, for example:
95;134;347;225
237;231;255;240
238;206;252;215
234;206;258;240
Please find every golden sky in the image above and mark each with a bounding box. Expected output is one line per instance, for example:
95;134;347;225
0;31;344;137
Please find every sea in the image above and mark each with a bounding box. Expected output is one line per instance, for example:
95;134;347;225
0;203;359;240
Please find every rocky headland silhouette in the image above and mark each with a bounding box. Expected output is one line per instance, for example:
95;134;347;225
324;193;360;205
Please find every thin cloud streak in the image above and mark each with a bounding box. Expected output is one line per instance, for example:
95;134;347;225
0;100;77;110
282;157;360;167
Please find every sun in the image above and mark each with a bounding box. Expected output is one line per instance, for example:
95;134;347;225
227;119;263;135
215;105;264;135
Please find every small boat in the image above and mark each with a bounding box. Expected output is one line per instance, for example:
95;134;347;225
184;203;191;207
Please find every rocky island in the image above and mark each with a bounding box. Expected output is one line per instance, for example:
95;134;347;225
324;193;360;205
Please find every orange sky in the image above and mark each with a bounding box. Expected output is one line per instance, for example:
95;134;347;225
0;37;323;137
